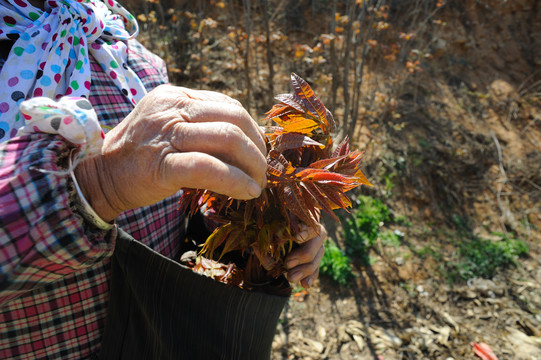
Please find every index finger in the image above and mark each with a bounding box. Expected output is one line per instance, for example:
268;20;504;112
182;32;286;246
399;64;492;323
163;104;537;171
178;88;244;107
181;100;267;156
172;88;267;156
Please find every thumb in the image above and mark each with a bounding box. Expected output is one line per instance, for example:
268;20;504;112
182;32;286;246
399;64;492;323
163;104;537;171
162;152;263;200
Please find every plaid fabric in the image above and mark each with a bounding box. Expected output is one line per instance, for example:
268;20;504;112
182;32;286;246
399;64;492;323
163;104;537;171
0;39;185;359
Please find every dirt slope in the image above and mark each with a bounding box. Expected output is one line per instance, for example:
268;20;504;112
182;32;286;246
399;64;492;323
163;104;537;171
270;1;541;359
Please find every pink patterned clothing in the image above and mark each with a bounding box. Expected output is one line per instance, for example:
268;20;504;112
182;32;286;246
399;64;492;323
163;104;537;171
0;39;185;359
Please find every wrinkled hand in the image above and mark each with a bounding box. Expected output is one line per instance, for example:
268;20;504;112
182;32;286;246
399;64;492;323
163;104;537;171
286;223;327;288
75;85;267;222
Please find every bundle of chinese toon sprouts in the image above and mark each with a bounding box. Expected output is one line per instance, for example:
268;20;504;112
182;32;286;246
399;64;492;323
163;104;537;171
179;73;371;294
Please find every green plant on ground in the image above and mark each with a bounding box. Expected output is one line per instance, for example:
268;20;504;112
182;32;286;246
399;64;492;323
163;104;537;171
448;235;529;281
380;230;401;249
343;195;390;264
394;215;412;227
399;281;416;297
383;173;396;197
320;240;354;287
417;244;443;262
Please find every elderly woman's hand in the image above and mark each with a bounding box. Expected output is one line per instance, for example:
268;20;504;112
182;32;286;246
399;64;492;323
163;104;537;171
74;85;267;222
285;223;327;288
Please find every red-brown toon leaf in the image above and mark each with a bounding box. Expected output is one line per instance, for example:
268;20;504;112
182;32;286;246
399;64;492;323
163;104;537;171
330;154;368;178
265;103;296;120
300;181;340;222
267;163;285;182
307;156;345;170
243;200;255;229
267;150;296;177
297;183;321;224
277;182;319;230
290;73;334;132
268;149;290;167
297;169;359;189
274;93;306;113
293;167;331;178
307;152;372;186
252;195;267;228
216;197;235;217
309;151;360;171
274;133;324;153
332;136;351;157
316;183;354;209
177;188;207;217
325;109;335;131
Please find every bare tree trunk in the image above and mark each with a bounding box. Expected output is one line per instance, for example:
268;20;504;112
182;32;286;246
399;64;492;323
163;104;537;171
330;0;338;114
197;0;204;89
242;0;253;115
340;0;356;139
347;0;382;138
262;0;274;107
348;14;361;138
348;0;370;138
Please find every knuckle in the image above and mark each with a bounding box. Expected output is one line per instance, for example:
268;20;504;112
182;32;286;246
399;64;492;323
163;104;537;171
232;105;253;125
182;152;207;173
306;259;320;274
320;224;328;237
153;84;174;99
227;97;243;108
297;249;315;264
170;123;188;150
318;245;325;260
312;248;325;269
218;123;245;144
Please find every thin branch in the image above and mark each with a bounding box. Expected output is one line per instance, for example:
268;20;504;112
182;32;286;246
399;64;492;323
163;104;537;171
490;130;510;236
519;113;541;135
261;0;275;107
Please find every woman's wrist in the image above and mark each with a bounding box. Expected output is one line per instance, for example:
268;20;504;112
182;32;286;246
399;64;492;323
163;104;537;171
73;153;121;224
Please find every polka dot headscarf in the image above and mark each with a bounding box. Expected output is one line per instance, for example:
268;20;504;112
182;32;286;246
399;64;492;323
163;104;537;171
0;0;148;142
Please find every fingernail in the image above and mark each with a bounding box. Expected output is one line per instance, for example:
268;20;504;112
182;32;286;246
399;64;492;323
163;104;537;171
289;271;302;283
307;278;313;287
247;181;261;198
286;259;298;269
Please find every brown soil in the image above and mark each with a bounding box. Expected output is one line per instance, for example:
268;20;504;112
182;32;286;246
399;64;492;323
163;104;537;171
272;232;541;360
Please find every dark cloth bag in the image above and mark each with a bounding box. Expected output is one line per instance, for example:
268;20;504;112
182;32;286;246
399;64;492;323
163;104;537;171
99;228;288;360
